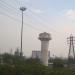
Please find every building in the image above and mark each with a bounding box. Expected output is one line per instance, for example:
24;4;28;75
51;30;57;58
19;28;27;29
32;51;50;59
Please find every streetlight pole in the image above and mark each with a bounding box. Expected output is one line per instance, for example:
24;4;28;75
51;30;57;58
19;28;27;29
20;7;26;57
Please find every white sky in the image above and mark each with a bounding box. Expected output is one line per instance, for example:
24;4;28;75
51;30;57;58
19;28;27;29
0;0;75;58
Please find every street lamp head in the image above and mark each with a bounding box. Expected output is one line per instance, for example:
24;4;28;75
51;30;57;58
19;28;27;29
20;7;26;11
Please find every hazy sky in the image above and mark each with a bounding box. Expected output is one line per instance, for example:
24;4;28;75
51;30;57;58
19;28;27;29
0;0;75;57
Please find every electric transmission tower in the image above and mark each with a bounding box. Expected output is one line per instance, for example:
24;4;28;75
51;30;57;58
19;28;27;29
67;34;75;64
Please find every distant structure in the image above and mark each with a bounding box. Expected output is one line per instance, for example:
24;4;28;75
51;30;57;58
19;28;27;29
32;51;50;59
14;48;20;56
38;32;51;66
67;34;75;64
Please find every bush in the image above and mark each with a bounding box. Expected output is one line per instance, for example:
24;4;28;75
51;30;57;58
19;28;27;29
53;58;64;68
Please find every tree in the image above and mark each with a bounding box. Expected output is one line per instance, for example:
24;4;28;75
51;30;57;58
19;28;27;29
53;57;64;68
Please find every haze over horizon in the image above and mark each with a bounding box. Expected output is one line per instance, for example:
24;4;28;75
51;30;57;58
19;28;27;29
0;0;75;58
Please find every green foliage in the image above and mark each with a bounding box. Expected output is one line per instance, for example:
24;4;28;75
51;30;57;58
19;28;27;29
2;53;14;64
0;64;75;75
0;53;75;75
68;58;75;65
53;57;64;68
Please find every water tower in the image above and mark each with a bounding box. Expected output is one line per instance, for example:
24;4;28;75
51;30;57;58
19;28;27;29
38;32;51;66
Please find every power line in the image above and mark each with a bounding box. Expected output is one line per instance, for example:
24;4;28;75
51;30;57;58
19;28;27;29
11;0;66;36
0;9;44;32
3;0;60;34
28;9;60;32
0;0;65;36
0;0;18;10
13;0;21;6
0;0;50;32
0;0;20;15
21;9;58;34
0;10;45;32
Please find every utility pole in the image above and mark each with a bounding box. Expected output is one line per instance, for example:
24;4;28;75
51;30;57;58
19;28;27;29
67;34;75;64
20;7;26;57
